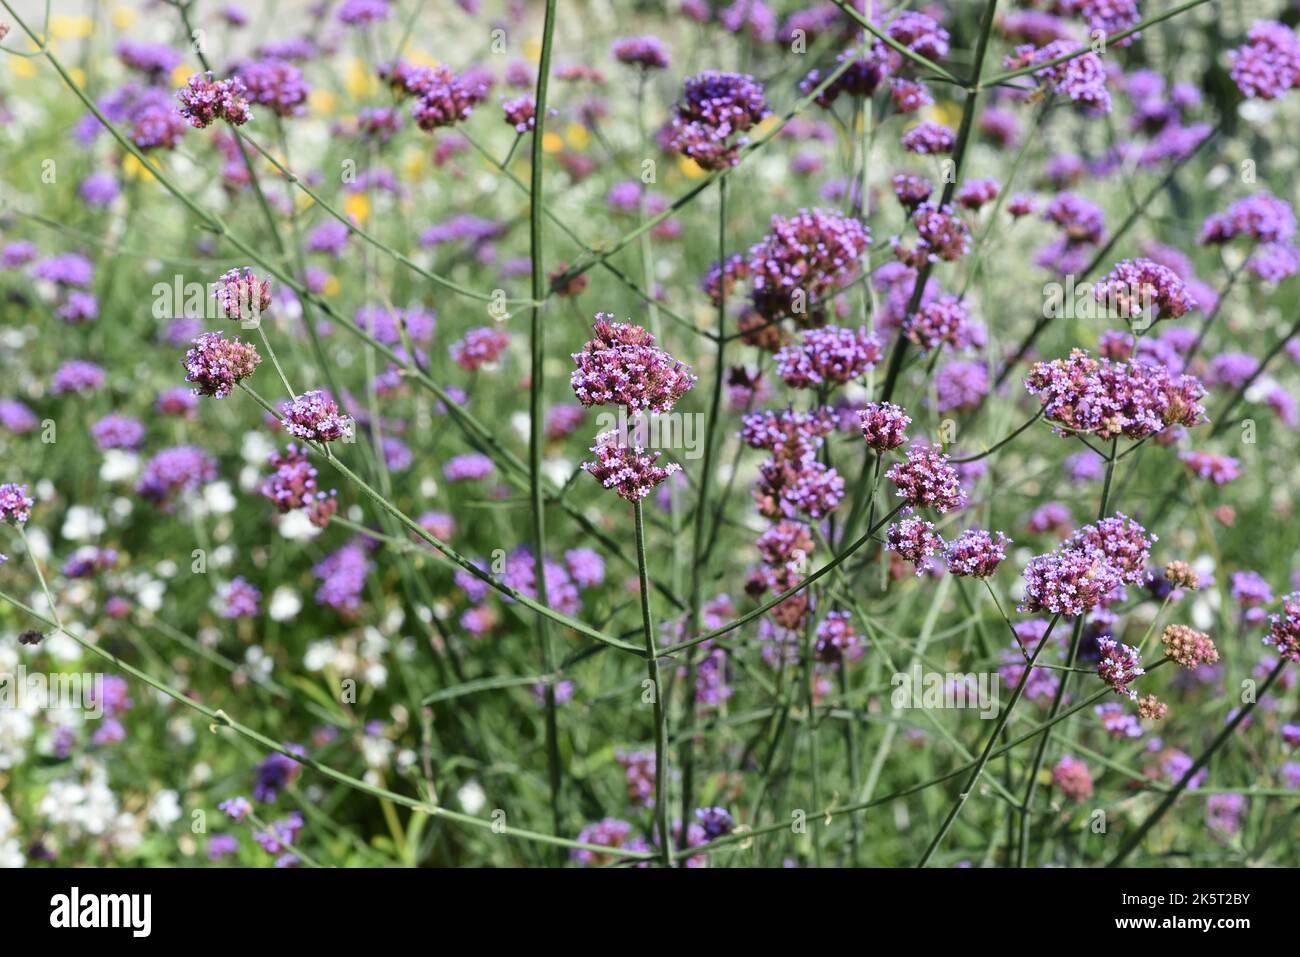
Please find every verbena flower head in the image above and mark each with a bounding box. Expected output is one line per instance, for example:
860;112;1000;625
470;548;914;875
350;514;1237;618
774;325;881;388
1228;20;1300;100
444;453;494;482
337;0;390;26
858;402;911;451
886;445;966;513
137;446;217;507
116;40;182;80
944;529;1010;578
1004;40;1112;112
582;432;682;502
1137;694;1169;720
451;326;510;371
895;202;970;266
1019;544;1124;616
892;173;933;210
220;577;262;619
501;95;537;133
183;331;262;398
260;444;337;526
956;178;999;210
176;72;251;127
410;66;490;131
1180;450;1240;485
1063;513;1155;584
1095;258;1196;322
1097;636;1145;699
741;406;835;460
214;267;272;322
755;519;814;572
1266;592;1300;663
887;10;950;59
91;414;146;451
1160;624;1220;668
886;517;945;576
815;610;863;663
236;59;309;117
284;391;352;443
570;315;696;414
611;35;670;69
51;360;106;395
1053;755;1094;801
900;120;954;154
1199;192;1296;245
801;45;896;108
0;483;34;524
668;70;769;170
890;77;932;113
748;208;871;323
936;360;989;413
1096;701;1142;738
1024;348;1207;440
904;295;974;353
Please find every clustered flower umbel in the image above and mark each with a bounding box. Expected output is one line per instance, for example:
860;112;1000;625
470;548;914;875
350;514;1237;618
1160;624;1220;669
570;315;697;414
260;444;337;527
885;517;944;576
1003;39;1112;113
582;432;682;502
573;317;694;503
1095;257;1197;323
886;444;966;513
859;402;911;452
183;331;262;398
1266;592;1300;663
1097;637;1145;700
1228;20;1300;101
283;390;353;443
774;325;881;388
1024;348;1207;441
175;72;251;128
668;70;769;170
748;208;871;324
944;529;1011;578
1020;512;1154;617
745;407;843;521
213;267;272;322
893;202;970;268
0;482;34;524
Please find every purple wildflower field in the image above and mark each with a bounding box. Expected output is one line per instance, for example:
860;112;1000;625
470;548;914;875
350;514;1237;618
0;0;1299;874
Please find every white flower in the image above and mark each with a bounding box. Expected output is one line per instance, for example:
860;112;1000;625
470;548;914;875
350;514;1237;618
61;505;106;541
457;780;487;815
269;586;302;622
149;789;183;829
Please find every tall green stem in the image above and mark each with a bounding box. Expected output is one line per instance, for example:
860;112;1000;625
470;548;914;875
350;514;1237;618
635;501;674;867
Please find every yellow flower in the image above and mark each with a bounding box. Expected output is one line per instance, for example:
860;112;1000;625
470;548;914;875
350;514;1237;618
10;57;37;80
171;64;197;88
50;15;92;40
346;58;378;98
123;153;156;182
323;275;342;297
564;123;591;150
309;89;339;115
523;39;541;61
69;68;86;88
677;155;705;179
541;131;563;154
931;101;962;129
400;147;426;181
113;6;138;30
344;193;371;225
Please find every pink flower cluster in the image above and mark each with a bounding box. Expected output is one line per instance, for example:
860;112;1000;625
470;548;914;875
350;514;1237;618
1024;348;1207;440
748;208;871;323
582;432;682;502
183;332;262;398
886;445;966;513
774;325;881;388
176;72;251;127
570;316;696;414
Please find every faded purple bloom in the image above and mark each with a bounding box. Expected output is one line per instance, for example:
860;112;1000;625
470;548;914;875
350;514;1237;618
51;360;106;395
221;576;262;619
91;414;145;451
444;452;495;482
183;332;262;398
176;72;252;127
236;59;309;117
137;446;217;507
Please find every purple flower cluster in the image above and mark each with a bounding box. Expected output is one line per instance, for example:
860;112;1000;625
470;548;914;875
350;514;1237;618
260;445;337;527
1229;20;1300;100
214;267;272;322
815;610;864;663
314;542;371;613
582;433;683;502
886;445;966;513
501;95;537;133
91;414;146;451
1200;192;1296;246
611;35;670;70
176;72;252;128
221;577;262;619
1097;637;1145;700
858;402;911;451
409;65;490;131
1024;349;1207;440
1019;546;1123;616
284;391;352;443
1004;40;1112;113
1266;592;1300;664
0;483;34;524
774;325;881;388
895;202;970;267
183;332;262;398
668;71;769;170
1180;450;1240;486
886;517;945;576
1095;258;1196;322
136;446;217;507
236;59;309;117
748;208;871;323
570;316;696;414
944;529;1010;578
